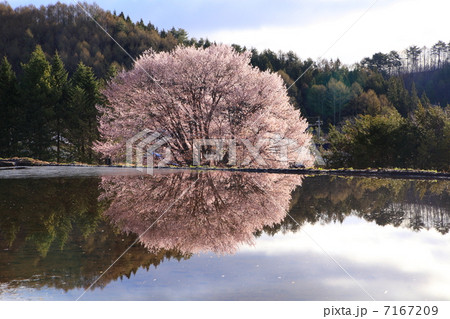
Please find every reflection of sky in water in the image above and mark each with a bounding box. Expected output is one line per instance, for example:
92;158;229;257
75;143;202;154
3;215;449;301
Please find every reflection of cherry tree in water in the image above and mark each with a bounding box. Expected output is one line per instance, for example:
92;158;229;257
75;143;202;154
100;171;303;254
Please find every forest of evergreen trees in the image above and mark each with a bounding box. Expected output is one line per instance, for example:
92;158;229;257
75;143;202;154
0;2;449;170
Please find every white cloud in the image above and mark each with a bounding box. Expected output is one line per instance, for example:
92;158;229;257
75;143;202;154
202;0;450;64
241;215;450;299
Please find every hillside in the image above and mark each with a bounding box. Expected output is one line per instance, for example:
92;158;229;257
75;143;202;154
0;1;448;170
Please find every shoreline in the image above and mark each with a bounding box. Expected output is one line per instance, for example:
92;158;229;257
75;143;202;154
1;158;449;180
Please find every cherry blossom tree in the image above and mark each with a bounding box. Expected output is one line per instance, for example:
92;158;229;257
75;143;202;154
95;44;313;167
100;171;303;254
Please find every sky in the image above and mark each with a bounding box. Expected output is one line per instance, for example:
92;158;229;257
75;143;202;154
7;0;450;64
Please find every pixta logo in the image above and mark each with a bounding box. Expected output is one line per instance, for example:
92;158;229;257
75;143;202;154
126;129;324;174
126;129;173;174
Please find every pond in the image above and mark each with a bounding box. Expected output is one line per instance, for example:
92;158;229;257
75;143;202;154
0;167;449;300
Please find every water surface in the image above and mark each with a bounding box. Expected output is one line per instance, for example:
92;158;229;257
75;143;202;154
0;167;448;300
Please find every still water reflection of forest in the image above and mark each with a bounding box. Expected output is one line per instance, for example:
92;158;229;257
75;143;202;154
0;167;449;300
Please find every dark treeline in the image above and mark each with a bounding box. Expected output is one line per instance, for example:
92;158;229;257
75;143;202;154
0;1;449;169
0;48;103;162
246;45;450;121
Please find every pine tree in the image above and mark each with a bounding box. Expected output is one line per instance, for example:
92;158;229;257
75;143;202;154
387;76;410;117
0;56;19;156
410;82;420;111
69;62;103;163
20;45;54;160
420;92;431;108
50;51;70;162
